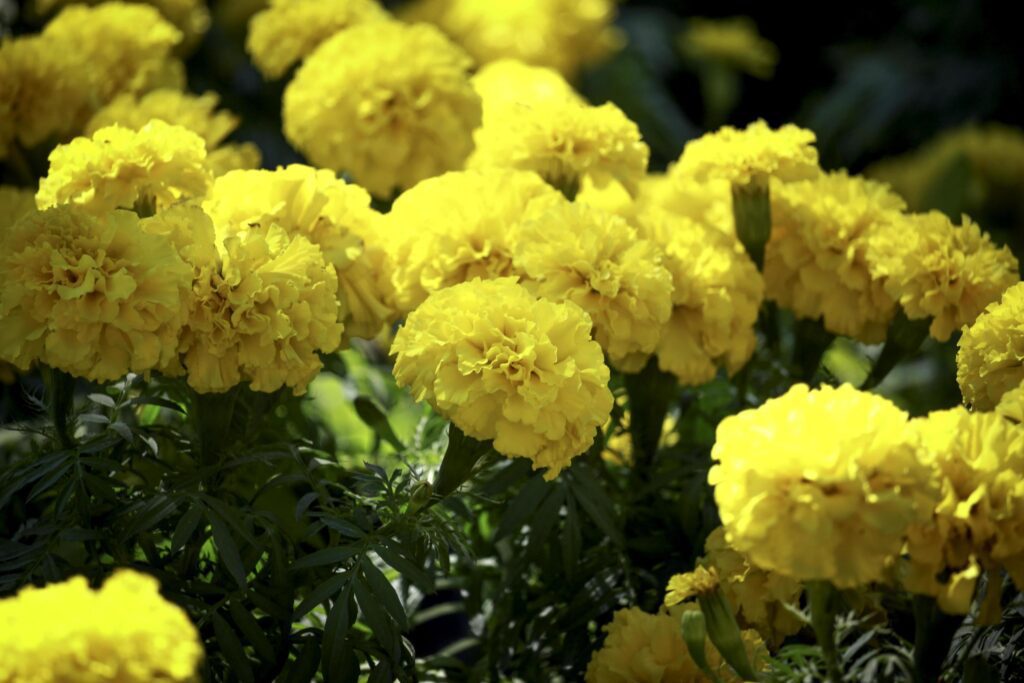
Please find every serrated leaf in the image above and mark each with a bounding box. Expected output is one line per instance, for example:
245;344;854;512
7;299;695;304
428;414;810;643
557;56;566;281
292;545;359;572
375;540;433;590
209;511;247;589
211;612;255;683
360;557;408;630
321;582;356;681
354;571;399;657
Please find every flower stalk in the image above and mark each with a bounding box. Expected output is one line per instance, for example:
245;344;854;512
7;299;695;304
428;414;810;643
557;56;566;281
731;175;771;269
807;581;843;682
680;609;724;683
699;587;760;681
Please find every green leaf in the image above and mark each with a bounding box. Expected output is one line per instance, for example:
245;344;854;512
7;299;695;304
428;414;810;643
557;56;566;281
360;557;408;630
87;392;116;409
294;573;349;619
567;465;624;546
131;395;186;413
375;539;434;590
123;495;180;538
354;396;405;451
281;638;320;683
229;600;276;663
321;517;366;539
495;474;550;540
292;545;360;572
211;612;255;683
171;505;204;552
321;582;357;682
561;497;582;576
354;570;400;658
208;511;247;589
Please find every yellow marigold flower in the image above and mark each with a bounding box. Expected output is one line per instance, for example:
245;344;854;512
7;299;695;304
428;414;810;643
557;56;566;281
584;605;764;683
0;206;191;381
956;282;1024;410
383;169;561;313
678;17;779;79
391;278;613;479
634;206;762;386
203;165;397;341
469;76;649;196
402;0;620;78
37;122;212;215
0;570;202;681
905;408;1024;614
33;0;210;54
765;172;904;343
676;119;819;187
206;143;263;177
471;59;585;110
996;382;1024;424
0;186;37;228
163;215;343;395
637;172;735;235
709;383;932;588
283;21;481;199
664;566;720;606
514;202;674;372
697;527;804;648
866;211;1019;342
246;0;388;79
85;89;238;149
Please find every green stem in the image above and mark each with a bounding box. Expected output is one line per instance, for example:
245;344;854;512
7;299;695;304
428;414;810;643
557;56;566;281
434;424;491;496
912;595;962;683
731;177;771;270
190;388;239;465
623;357;678;475
808;581;843;682
45;366;75;449
861;309;930;389
794;318;835;382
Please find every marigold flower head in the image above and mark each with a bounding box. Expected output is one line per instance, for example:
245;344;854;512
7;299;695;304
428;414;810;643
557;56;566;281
85;89;238;149
469;82;649;196
0;206;191;381
391;278;613;479
402;0;621;78
584;605;763;683
637;172;735;235
471;59;585;110
37;122;212;215
634;206;762;386
283;20;481;199
765;172;903;342
33;0;211;54
709;383;933;588
996;383;1024;424
664;566;720;606
905;408;1024;614
0;186;37;228
204;165;397;341
678;17;779;79
514;202;674;372
866;211;1019;342
383;169;561;312
206;143;263;177
676;120;819;187
956;282;1024;410
0;569;202;682
246;0;389;79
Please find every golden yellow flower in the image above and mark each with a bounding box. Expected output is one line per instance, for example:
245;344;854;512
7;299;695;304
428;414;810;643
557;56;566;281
996;382;1024;424
33;0;210;54
956;282;1024;410
283;20;481;199
37;122;212;215
402;0;620;78
85;89;238;149
203;165;397;341
664;566;720;606
514;202;674;372
0;570;202;682
675;119;819;187
905;408;1024;614
634;206;762;386
678;17;779;79
584;605;763;683
246;0;388;79
765;172;904;342
391;278;613;479
636;172;735;235
709;383;932;588
382;168;561;312
0;186;37;228
469;69;649;196
866;211;1019;342
206;143;263;177
0;206;191;381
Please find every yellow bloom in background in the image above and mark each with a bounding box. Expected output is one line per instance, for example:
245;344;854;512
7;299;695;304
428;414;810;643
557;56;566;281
469;68;649;196
664;566;720;605
283;20;481;199
905;408;1024;615
765;172;904;342
956;282;1024;410
676;120;819;187
85;89;237;149
402;0;621;79
204;165;397;341
37;122;212;215
996;383;1024;424
205;143;263;177
246;0;389;79
584;605;763;683
636;172;735;235
0;186;37;228
0;206;191;382
514;202;674;372
709;383;932;588
866;211;1019;342
391;278;613;479
634;206;762;386
679;17;779;79
33;0;211;54
0;570;202;682
382;169;561;313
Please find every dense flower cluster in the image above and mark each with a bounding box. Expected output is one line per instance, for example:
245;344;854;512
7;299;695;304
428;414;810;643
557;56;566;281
0;570;202;681
905;408;1024;616
391;278;613;479
33;0;211;53
710;383;933;588
402;0;621;78
957;282;1024;410
765;172;904;342
866;211;1019;341
283;20;481;198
